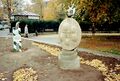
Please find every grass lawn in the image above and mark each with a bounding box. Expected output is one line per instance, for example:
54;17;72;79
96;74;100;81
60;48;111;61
79;36;120;55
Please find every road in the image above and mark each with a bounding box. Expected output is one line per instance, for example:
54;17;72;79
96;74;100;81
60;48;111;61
0;29;11;37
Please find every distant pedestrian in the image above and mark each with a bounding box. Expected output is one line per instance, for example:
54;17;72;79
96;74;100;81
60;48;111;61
24;24;29;38
35;30;38;36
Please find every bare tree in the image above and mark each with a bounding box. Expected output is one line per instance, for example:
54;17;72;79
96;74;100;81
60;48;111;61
6;0;11;21
13;0;24;13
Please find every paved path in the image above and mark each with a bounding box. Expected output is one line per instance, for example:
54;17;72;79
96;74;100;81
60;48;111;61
83;33;120;36
0;29;120;59
0;29;11;37
1;29;120;37
29;34;120;59
29;34;61;46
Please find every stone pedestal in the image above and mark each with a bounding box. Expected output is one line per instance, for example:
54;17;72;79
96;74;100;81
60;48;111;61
58;18;81;70
58;49;80;70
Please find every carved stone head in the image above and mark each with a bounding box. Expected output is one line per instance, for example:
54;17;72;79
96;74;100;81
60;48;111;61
15;22;20;29
67;4;76;17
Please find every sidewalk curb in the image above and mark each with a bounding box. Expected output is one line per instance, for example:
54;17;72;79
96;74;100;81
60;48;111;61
78;48;120;60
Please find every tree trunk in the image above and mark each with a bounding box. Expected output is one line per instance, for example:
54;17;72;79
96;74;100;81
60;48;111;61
6;0;11;33
92;23;96;35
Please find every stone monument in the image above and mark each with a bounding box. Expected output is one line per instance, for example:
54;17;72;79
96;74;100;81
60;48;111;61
58;5;82;70
13;21;22;52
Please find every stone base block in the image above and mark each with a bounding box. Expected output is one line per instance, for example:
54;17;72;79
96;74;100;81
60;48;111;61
58;49;80;70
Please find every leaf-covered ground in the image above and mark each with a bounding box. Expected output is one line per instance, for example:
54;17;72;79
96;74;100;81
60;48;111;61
0;37;120;81
80;36;120;55
33;42;120;81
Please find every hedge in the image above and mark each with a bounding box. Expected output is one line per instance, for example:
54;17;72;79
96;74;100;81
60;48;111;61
10;19;120;33
10;19;61;33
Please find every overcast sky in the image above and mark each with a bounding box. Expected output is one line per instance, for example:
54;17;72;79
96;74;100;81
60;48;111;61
0;0;3;7
23;0;50;5
23;0;34;5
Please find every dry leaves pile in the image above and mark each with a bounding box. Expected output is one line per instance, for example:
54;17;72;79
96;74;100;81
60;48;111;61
13;68;38;81
33;42;60;56
81;58;120;81
0;72;8;81
33;42;120;81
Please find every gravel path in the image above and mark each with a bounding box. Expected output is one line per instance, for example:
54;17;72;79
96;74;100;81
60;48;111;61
0;37;104;81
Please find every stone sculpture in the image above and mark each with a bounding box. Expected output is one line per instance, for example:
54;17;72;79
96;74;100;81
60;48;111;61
67;4;76;17
13;22;22;52
58;18;82;70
